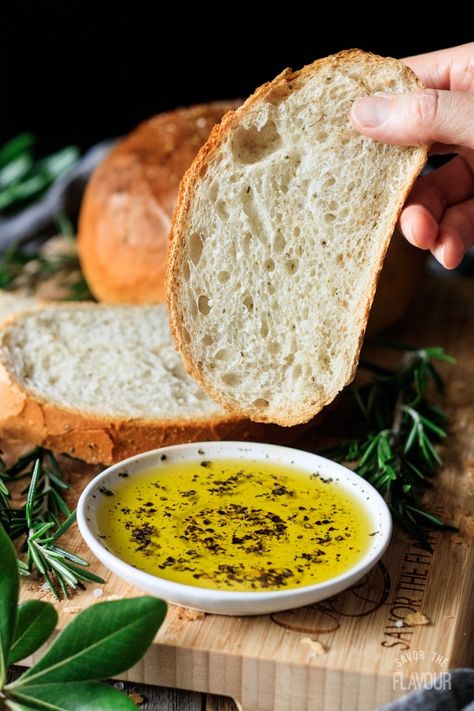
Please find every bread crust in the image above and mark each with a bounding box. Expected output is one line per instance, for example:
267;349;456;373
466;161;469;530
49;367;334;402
78;101;240;304
167;50;428;427
0;306;302;464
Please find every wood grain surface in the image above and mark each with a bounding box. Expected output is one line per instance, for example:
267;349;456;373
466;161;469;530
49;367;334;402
4;273;473;711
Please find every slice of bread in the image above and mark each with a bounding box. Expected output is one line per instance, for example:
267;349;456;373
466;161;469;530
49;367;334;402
167;50;428;426
78;101;239;304
0;304;296;464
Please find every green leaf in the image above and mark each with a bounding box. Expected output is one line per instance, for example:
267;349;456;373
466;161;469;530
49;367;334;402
37;147;79;181
0;155;34;189
0;522;20;685
6;700;41;710
6;681;137;710
0;133;35;168
9;601;58;665
14;597;166;686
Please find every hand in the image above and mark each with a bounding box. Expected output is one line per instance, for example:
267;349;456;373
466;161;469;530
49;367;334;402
350;43;474;269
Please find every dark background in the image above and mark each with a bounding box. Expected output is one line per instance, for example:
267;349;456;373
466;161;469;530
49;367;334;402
1;4;472;155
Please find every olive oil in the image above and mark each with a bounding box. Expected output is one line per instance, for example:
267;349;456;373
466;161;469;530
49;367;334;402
97;458;372;592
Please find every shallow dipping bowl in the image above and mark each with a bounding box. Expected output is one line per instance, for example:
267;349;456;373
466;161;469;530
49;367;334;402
77;441;392;615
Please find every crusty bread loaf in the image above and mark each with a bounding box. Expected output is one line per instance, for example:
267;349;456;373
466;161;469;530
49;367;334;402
78;101;239;304
167;50;428;426
0;304;298;464
0;291;41;324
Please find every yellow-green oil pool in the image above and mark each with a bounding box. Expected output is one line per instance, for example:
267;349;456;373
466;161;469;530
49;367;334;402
97;458;372;591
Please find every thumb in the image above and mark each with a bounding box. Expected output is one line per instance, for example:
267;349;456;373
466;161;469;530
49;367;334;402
350;89;474;149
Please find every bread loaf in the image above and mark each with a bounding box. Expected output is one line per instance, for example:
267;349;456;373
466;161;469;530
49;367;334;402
167;50;428;426
0;304;298;464
78;102;239;303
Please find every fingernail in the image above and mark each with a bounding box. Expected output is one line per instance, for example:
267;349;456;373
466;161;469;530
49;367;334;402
433;241;447;268
352;96;391;128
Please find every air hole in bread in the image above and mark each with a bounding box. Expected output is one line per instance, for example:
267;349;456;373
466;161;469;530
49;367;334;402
182;328;191;344
208;181;219;202
260;320;269;338
216;201;228;220
336;254;344;264
268;341;280;355
231;119;281;164
214;348;230;361
293;226;300;237
319;353;330;369
198;295;211;315
323;176;336;188
217;270;230;284
202;333;214;346
324;213;336;223
293;364;302;378
189;233;203;265
222;372;240;386
182;263;191;282
264;258;275;271
285;353;294;365
285;259;298;275
252;398;269;409
242;232;253;255
274;232;286;253
316;131;328;142
243;294;254;311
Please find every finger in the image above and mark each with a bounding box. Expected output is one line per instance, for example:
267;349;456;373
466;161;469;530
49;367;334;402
432;199;474;269
405;155;474;223
350;90;474;149
402;43;474;92
399;155;474;250
399;204;439;250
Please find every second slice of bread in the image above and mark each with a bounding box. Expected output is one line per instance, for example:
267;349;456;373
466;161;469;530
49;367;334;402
0;304;296;464
167;50;427;426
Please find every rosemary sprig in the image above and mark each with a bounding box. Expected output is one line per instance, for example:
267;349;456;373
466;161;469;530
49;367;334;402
322;344;456;549
0;448;103;598
0;132;79;214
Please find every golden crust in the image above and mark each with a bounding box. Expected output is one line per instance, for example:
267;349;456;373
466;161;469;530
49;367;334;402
78;101;240;304
167;50;429;427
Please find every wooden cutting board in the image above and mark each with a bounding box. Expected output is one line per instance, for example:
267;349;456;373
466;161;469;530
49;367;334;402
6;273;474;711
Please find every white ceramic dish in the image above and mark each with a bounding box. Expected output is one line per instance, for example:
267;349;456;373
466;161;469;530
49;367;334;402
77;441;392;616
